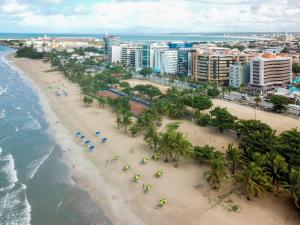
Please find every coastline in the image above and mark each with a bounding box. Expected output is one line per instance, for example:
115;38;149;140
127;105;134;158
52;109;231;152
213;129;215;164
6;54;300;225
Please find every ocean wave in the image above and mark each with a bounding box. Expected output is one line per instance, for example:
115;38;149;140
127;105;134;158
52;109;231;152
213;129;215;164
0;109;6;119
21;118;41;131
26;145;55;180
0;154;18;192
0;184;31;225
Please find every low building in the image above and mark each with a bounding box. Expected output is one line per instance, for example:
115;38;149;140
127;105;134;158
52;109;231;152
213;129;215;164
229;63;250;89
250;54;292;92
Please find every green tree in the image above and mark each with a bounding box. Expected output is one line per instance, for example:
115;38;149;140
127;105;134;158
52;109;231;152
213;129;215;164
209;107;237;133
97;96;106;108
120;113;133;133
144;126;160;150
292;63;300;73
265;151;288;190
226;143;242;174
234;119;273;139
184;95;212;115
204;153;228;189
140;67;152;77
270;95;290;112
207;87;220;97
235;162;271;200
283;168;300;208
277;129;300;168
83;95;94;106
193;145;216;164
157;123;192;163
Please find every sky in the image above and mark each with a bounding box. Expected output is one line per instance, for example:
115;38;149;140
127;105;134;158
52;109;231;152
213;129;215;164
0;0;299;33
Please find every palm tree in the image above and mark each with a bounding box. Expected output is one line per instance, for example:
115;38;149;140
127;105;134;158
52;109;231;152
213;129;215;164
204;154;228;189
120;113;133;133
235;162;270;200
226;143;242;174
97;96;106;108
144;126;160;150
254;96;261;120
265;151;288;190
283;168;300;208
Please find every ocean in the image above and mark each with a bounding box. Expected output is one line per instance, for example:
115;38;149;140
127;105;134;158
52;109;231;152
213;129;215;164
0;33;259;42
0;46;112;225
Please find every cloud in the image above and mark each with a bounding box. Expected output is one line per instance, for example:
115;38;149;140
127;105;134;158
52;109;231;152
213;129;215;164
0;0;300;33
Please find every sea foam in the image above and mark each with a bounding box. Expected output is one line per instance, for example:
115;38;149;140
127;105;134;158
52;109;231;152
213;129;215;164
0;154;18;192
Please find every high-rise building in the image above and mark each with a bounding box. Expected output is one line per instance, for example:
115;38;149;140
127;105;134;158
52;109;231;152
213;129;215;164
103;36;120;56
140;44;151;68
192;52;249;84
177;48;195;77
229;63;250;89
120;44;142;69
250;54;292;92
154;50;178;74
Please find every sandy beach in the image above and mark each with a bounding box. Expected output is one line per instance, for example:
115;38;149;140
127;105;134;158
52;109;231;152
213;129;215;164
8;55;299;225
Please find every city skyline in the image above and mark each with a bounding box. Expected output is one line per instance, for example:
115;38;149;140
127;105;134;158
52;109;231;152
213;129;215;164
1;0;300;33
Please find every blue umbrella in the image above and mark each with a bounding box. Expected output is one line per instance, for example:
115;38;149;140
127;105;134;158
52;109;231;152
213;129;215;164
95;131;101;136
84;140;91;144
80;135;86;139
102;137;108;143
75;131;81;136
89;145;95;151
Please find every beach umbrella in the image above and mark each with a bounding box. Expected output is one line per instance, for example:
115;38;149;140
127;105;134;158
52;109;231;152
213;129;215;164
123;165;130;172
89;145;95;151
84;140;91;144
102;137;108;143
159;199;167;208
155;170;164;178
75;131;81;136
152;152;160;161
132;174;141;183
140;157;149;165
80;135;86;139
95;131;101;136
143;184;152;194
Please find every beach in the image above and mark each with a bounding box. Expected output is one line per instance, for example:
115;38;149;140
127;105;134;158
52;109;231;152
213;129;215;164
8;55;300;225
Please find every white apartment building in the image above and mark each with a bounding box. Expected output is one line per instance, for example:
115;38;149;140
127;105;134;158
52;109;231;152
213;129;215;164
120;44;142;69
250;54;292;92
154;50;178;74
110;45;121;63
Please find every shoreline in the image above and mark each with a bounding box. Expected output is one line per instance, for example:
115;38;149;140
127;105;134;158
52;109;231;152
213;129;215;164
7;54;300;225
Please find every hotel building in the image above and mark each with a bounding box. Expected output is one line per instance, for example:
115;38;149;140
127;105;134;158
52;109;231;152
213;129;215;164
250;54;292;92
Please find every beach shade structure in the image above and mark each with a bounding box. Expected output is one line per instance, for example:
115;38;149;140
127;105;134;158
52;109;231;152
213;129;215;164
158;199;167;208
89;145;95;151
152;152;160;161
122;165;130;172
95;131;101;136
132;174;141;183
155;170;165;178
102;137;108;143
143;184;152;194
80;135;86;139
64;92;68;96
75;131;81;136
140;157;149;165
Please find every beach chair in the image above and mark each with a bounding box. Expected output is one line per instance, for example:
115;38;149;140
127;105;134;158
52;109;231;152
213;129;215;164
95;131;101;136
102;137;108;143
